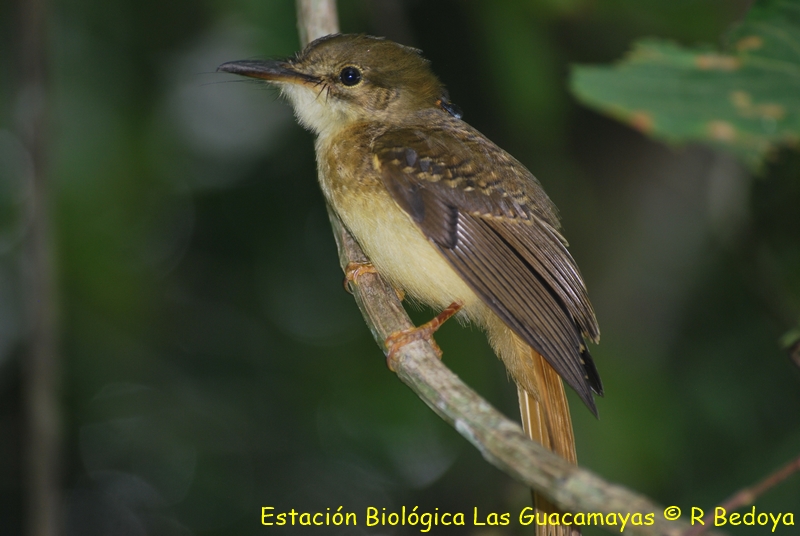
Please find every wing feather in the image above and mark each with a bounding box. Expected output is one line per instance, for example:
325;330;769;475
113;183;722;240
374;125;603;409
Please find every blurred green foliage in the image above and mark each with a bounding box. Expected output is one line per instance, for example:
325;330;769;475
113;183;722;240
571;0;800;169
1;0;799;535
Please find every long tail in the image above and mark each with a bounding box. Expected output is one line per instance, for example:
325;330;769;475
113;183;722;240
518;382;579;536
488;320;580;536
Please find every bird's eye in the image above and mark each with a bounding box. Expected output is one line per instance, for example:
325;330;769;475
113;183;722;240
339;66;362;86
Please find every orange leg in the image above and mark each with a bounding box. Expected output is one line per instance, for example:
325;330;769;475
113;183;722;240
384;301;463;370
343;261;377;293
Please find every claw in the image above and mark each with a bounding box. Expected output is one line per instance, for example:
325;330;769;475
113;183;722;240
384;302;463;370
343;261;377;293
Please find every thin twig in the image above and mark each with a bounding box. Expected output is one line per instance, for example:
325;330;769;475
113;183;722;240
686;453;800;536
296;2;722;535
17;0;62;534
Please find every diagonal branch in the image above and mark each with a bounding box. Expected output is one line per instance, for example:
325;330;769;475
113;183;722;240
295;2;723;535
325;209;718;536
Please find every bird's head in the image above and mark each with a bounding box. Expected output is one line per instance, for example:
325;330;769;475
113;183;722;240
218;34;458;137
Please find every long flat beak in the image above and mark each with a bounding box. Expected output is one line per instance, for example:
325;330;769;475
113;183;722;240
217;59;318;85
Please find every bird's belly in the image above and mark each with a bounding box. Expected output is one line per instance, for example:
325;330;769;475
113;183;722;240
333;188;484;316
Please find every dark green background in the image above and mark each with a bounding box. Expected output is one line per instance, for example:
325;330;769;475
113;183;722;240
1;0;798;534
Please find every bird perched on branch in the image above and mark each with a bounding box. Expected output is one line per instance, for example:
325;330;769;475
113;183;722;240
219;34;602;536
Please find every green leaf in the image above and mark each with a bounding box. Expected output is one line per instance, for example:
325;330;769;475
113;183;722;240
570;0;800;170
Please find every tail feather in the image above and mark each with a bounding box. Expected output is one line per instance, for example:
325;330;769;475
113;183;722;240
518;349;580;536
518;386;580;536
524;349;577;463
486;316;581;536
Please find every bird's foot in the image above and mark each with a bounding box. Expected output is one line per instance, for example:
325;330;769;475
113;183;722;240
343;261;405;301
343;261;377;293
384;301;463;371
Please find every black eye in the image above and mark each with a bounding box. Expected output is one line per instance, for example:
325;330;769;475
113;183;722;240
339;66;362;86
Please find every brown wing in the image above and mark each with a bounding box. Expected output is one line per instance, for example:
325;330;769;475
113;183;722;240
373;124;603;412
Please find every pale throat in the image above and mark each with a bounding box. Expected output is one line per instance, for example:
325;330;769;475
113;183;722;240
280;83;355;139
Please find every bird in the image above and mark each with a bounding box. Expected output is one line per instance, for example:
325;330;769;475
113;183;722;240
219;34;602;536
